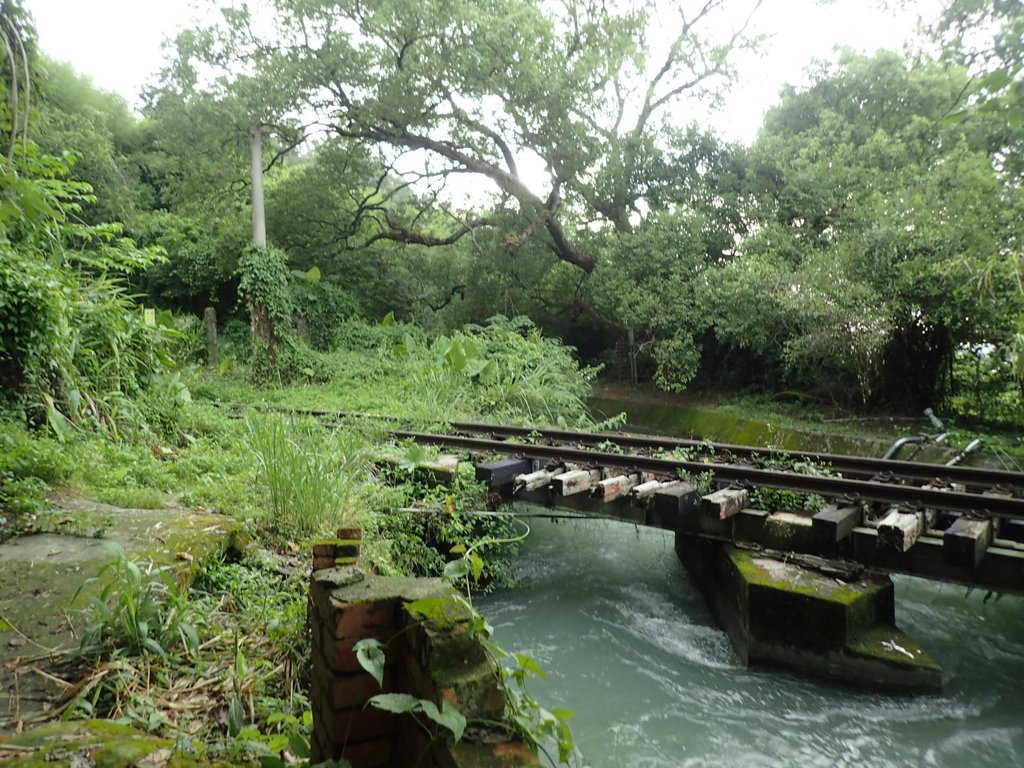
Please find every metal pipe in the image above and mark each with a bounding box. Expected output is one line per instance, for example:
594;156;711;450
946;439;983;467
881;436;925;461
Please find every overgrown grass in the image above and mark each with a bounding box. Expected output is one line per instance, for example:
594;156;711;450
0;313;597;759
244;414;375;537
75;542;199;661
90;486;167;510
62;548;312;761
192;315;602;428
0;419;71;537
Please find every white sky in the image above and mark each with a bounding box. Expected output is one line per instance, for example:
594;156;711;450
28;0;943;147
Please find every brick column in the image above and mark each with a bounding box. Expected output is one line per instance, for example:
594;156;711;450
309;564;540;767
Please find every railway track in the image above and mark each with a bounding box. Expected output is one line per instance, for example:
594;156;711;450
220;402;1024;520
217;401;1024;592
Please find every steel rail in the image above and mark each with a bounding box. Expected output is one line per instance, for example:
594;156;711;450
214;402;1024;494
395;431;1024;521
434;422;1023;492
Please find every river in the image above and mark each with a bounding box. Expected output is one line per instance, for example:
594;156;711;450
478;517;1024;767
477;518;1024;768
476;396;1024;767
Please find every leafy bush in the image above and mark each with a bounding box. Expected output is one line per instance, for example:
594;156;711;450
0;249;69;400
0;420;71;483
950;344;1024;427
331;314;420;354
0;420;71;533
0;146;179;436
373;315;598;426
462;316;599;426
291;275;361;350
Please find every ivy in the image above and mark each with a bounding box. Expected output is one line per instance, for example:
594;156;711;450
238;244;294;382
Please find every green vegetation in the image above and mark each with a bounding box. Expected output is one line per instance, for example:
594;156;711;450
74;542;200;660
244;414;373;535
3;0;1024;763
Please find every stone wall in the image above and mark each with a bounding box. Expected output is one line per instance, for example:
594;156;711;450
308;565;538;767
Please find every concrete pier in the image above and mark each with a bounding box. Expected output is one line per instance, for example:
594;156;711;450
675;535;942;694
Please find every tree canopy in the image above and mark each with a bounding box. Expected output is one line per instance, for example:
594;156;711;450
154;0;762;272
11;0;1024;422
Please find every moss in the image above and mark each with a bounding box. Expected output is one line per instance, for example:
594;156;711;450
846;627;942;672
313;564;366;589
31;506;117;538
729;549;878;606
329;574;450;606
0;720;233;768
432;659;505;720
405;596;475;629
590;387;932;458
761;514;811;549
313;537;361;548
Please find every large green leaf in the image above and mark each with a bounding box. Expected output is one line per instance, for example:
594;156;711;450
418;699;466;742
353;638;385;686
367;692;420;714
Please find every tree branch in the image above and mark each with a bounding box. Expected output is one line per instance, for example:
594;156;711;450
335;124;596;271
364;211;499;247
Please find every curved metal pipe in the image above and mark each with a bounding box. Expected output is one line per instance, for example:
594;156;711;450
881;436;925;461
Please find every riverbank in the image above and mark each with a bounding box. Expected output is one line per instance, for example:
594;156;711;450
590;383;1024;468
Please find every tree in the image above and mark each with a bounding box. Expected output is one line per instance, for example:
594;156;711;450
33;57;148;225
726;51;1024;407
0;0;35;160
0;6;173;430
933;0;1024;394
162;0;762;274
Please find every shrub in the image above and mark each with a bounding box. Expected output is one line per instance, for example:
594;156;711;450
0;147;178;437
291;277;361;350
0;420;71;533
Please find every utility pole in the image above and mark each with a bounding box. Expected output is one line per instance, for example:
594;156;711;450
250;126;267;247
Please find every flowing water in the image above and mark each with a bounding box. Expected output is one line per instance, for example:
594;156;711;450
477;517;1024;767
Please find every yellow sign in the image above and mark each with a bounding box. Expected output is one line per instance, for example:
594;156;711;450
143;308;156;327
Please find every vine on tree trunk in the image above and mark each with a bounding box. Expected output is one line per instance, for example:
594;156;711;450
238;244;295;382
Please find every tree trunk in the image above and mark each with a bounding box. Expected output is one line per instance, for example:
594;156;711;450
248;126;273;361
203;306;219;367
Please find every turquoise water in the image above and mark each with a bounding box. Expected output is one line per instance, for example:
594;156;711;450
477;517;1024;767
588;396;956;463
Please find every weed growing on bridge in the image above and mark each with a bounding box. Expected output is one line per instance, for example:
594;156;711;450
749;458;836;514
677;468;714;495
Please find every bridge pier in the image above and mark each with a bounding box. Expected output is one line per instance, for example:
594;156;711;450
674;534;942;694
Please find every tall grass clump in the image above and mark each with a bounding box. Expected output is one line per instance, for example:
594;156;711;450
244;414;371;536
